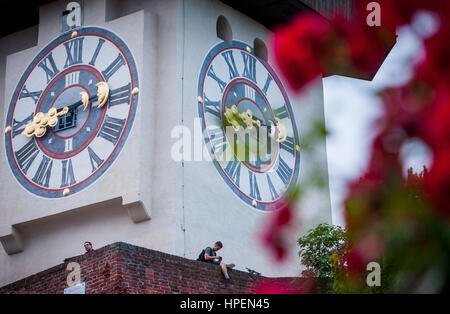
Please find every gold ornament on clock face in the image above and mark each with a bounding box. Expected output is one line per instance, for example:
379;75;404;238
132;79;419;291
198;41;300;211
19;78;113;140
4;27;139;198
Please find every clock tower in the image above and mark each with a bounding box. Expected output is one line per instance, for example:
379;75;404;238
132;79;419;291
0;0;332;286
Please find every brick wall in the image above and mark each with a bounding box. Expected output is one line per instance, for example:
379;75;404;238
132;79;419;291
0;242;327;294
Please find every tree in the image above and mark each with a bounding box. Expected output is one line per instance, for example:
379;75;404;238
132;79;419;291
297;223;347;278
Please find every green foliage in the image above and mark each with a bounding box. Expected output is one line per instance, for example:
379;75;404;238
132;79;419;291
331;254;389;294
330;253;354;293
298;223;347;279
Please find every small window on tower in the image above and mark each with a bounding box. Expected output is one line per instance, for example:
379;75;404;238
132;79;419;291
216;15;232;44
254;38;268;62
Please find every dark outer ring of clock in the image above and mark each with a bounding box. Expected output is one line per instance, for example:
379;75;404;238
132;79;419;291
198;42;300;209
7;30;138;195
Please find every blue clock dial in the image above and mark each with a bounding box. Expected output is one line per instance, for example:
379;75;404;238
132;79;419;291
4;27;139;198
198;41;300;211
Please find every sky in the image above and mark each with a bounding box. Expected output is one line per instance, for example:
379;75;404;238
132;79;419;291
323;14;437;226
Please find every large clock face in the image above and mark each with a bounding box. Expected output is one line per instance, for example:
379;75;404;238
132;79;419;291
4;27;139;198
198;41;300;211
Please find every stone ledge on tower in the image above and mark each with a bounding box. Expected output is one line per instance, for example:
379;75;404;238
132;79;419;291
0;226;23;255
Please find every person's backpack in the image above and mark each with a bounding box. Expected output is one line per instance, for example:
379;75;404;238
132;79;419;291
196;249;206;262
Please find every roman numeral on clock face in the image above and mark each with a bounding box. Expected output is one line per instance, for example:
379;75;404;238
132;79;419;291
60;159;76;188
19;86;42;104
249;171;261;201
38;52;60;83
203;94;221;118
65;72;80;87
244;85;255;101
89;38;105;66
273;105;289;120
97;115;126;146
266;173;279;200
208;126;227;153
109;83;131;107
276;157;293;186
242;52;256;82
207;65;227;92
64;37;84;68
222;50;239;80
88;146;104;173
14;140;39;174
262;74;273;95
64;138;73;152
224;159;241;188
102;53;125;82
32;155;53;187
12;113;34;138
279;136;295;156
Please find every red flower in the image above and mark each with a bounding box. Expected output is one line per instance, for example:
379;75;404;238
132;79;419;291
377;85;434;140
417;25;450;92
254;278;314;294
347;132;403;194
254;282;295;294
272;13;332;91
420;89;450;153
346;249;366;275
269;0;450;292
261;199;295;262
272;9;397;90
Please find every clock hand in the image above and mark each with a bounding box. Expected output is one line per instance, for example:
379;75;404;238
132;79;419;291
223;104;261;131
65;81;110;112
95;82;110;109
46;82;109;134
223;105;287;143
271;118;287;143
249;117;286;143
64;94;98;113
21;106;69;138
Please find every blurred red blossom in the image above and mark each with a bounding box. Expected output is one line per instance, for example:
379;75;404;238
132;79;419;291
348;1;396;74
346;25;390;74
346;249;365;275
420;89;450;153
417;24;450;91
272;9;396;92
254;277;316;294
378;84;431;137
261;199;294;262
269;0;450;293
254;281;298;294
272;13;332;91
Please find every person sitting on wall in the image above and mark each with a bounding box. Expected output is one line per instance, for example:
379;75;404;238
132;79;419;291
197;241;235;281
83;241;94;256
